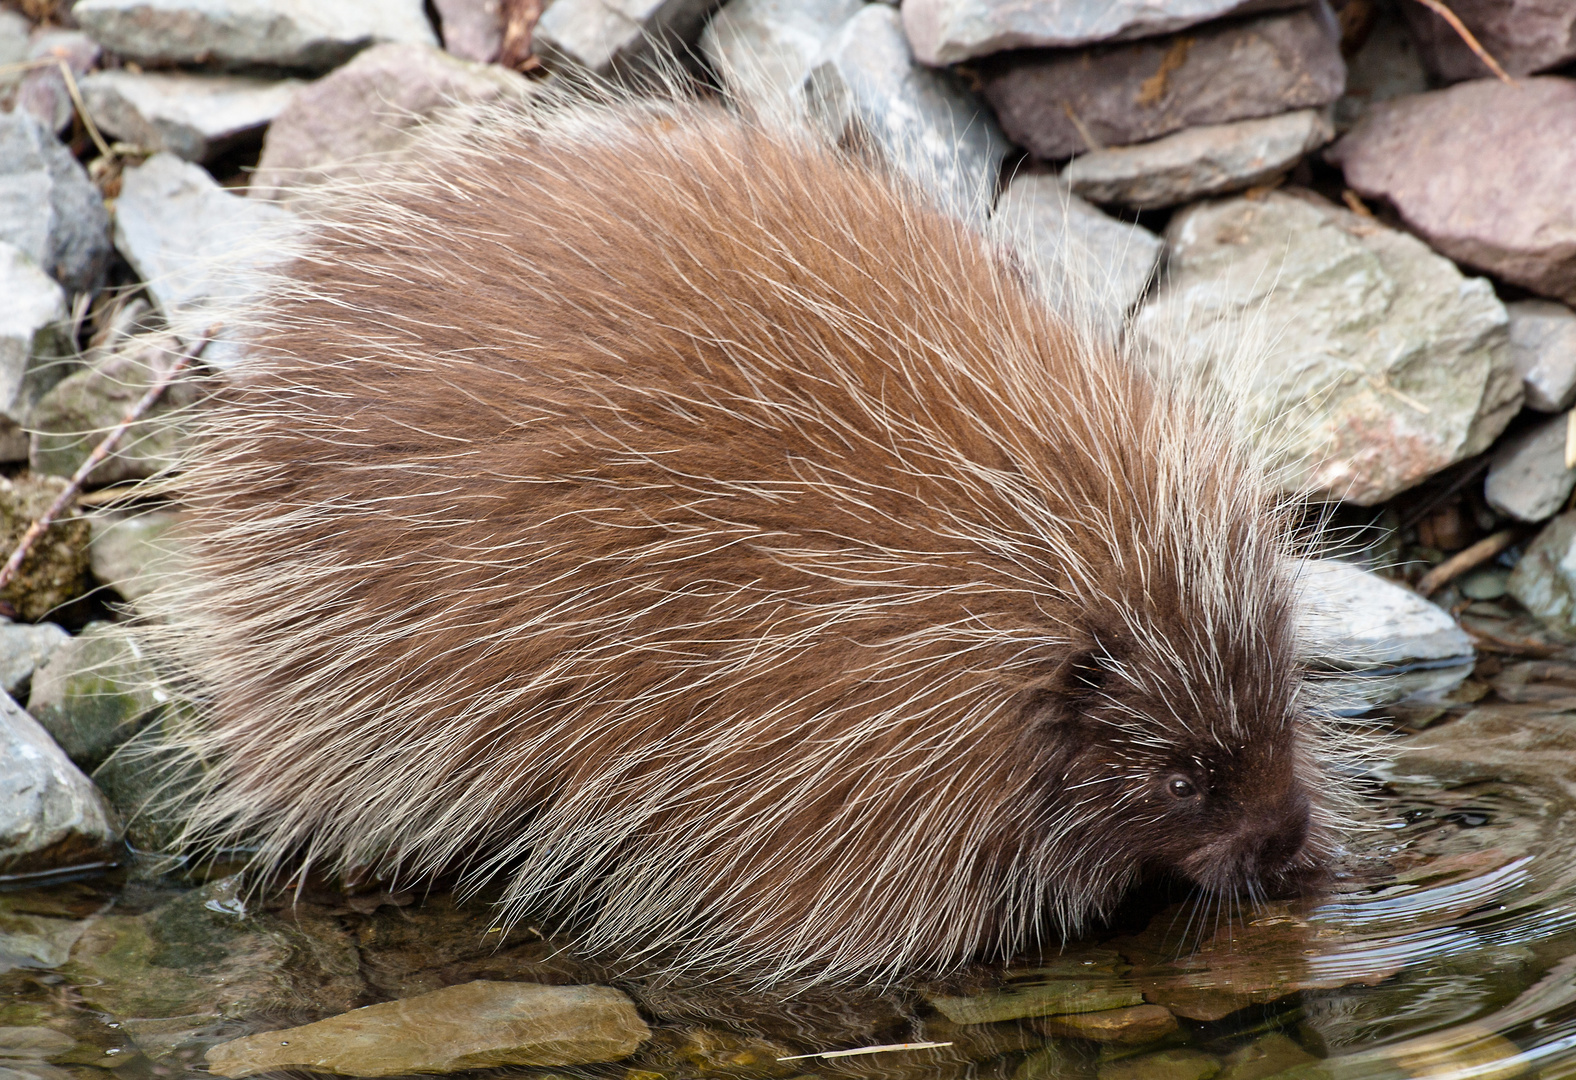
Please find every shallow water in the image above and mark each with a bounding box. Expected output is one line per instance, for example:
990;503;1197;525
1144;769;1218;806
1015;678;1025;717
3;697;1576;1080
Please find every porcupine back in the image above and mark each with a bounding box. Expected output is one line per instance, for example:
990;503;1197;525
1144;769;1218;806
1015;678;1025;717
145;95;1318;985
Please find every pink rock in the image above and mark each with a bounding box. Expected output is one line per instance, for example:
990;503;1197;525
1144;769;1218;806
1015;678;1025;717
1399;0;1576;83
435;0;504;63
1328;77;1576;305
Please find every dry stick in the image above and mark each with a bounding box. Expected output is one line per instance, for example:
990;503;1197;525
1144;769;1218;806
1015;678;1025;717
0;327;217;593
1415;528;1519;598
1410;0;1517;85
0;57;116;160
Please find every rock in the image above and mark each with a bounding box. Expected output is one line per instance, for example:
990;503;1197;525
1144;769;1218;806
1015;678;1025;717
0;619;69;702
62;879;365;1066
1484;414;1575;523
1400;0;1576;83
1507;511;1576;632
30;334;210;486
1098;1048;1221;1080
991;173;1162;331
1135;190;1520;505
18;31;101;136
1507;299;1576;413
0;10;28;92
1032;1003;1178;1044
26;622;166;774
71;0;437;71
902;0;1306;66
1296;559;1475;711
79;71;303;163
88;510;185;603
0;112;113;293
1063;108;1334;211
700;0;863;115
1458;567;1509;601
434;0;503;62
0;243;73;462
535;0;715;76
801;5;1009;222
927;952;1144;1024
1219;1033;1318;1080
0;474;91;623
205;981;651;1077
0;691;119;875
1328;77;1576;306
250;43;531;204
113;154;297;368
977;9;1345;160
1332;2;1427;130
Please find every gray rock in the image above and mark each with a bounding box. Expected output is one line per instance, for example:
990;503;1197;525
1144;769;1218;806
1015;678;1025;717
0;691;119;875
1508;511;1576;633
80;71;304;163
88;510;185;603
1328;77;1576;306
1296;559;1475;711
700;0;863;115
0;619;70;702
0;474;92;623
1507;299;1576;413
18;31;102;136
250;43;531;204
114;154;297;368
434;0;504;62
1063;108;1334;211
71;0;437;71
1485;415;1576;523
1135;190;1521;506
901;0;1304;66
1400;0;1576;84
977;8;1345;160
801;4;1009;223
0;10;28;93
0;111;113;293
0;243;73;462
206;981;652;1077
992;174;1162;332
27;621;165;774
1333;2;1427;130
535;0;717;76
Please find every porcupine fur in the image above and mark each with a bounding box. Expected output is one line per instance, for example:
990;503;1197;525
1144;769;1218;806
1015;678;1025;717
137;87;1356;987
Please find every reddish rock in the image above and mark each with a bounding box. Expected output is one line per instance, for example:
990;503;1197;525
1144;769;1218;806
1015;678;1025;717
1328;77;1576;304
435;0;504;62
1399;0;1576;83
976;8;1344;159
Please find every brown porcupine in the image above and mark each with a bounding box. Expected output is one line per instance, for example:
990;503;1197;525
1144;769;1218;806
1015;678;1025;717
144;90;1347;986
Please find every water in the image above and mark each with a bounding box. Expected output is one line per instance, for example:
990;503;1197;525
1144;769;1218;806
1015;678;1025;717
3;695;1575;1080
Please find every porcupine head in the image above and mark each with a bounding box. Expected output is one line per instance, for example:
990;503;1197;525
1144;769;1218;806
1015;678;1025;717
138;82;1346;986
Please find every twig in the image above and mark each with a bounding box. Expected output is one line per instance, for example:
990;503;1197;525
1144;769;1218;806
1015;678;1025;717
0;327;217;593
1409;0;1517;86
1415;529;1519;597
0;57;116;161
778;1042;954;1062
497;0;544;71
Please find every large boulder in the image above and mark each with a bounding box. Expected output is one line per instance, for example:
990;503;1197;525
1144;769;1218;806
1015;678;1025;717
1135;190;1520;505
0;111;112;293
1328;77;1576;305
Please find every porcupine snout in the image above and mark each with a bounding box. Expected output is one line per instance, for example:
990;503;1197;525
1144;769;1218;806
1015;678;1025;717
1180;788;1315;897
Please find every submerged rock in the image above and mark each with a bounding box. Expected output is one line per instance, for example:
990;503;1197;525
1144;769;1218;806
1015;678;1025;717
205;980;651;1077
1033;1003;1178;1044
1136;190;1519;505
0;692;120;876
927;950;1143;1024
1098;1048;1221;1080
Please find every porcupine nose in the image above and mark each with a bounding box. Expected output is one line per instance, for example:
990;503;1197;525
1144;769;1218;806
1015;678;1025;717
1249;792;1312;883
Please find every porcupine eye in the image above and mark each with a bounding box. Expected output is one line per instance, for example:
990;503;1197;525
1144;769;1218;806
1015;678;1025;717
1166;775;1199;800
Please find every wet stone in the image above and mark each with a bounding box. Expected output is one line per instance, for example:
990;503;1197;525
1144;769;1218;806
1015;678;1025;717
1218;1033;1318;1080
1033;1003;1178;1044
71;0;438;70
1507;299;1576;413
977;10;1345;160
927;952;1144;1025
250;42;531;205
1485;413;1576;523
1507;511;1576;634
0;619;69;702
0;475;91;624
0;242;73;463
701;0;863;115
1329;77;1576;306
534;0;717;76
27;621;165;775
0;112;112;294
801;4;1009;222
1135;190;1520;505
205;980;652;1077
79;71;303;163
1098;1048;1221;1080
992;173;1162;332
901;0;1304;66
1062;108;1334;211
0;691;119;876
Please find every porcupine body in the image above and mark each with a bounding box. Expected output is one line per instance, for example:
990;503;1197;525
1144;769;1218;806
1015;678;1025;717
148;93;1341;986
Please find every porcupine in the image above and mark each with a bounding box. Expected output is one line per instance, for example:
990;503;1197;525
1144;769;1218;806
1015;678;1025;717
142;88;1347;986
